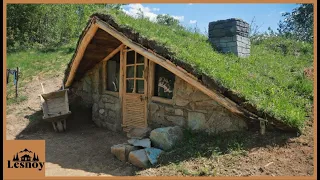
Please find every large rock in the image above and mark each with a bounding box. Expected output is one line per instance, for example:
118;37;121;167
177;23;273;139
149;126;184;151
128;138;151;148
111;144;139;162
127;127;151;139
145;147;163;165
128;149;150;168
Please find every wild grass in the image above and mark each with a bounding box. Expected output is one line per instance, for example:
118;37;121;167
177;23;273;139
6;41;76;105
105;10;313;129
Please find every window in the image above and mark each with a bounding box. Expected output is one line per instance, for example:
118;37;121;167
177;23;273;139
125;51;145;94
106;52;120;92
154;64;175;99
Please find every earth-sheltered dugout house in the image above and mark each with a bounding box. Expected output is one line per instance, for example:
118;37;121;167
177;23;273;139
63;13;299;135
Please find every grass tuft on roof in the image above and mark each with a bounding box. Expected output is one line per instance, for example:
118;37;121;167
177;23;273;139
97;10;314;130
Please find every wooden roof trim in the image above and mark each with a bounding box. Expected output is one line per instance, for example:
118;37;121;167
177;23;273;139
95;18;262;122
65;22;99;87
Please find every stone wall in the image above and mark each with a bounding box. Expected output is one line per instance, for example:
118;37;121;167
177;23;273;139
209;18;250;58
71;63;247;134
71;63;122;132
148;77;247;135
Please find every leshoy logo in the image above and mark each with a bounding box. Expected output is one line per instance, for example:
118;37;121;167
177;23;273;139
8;148;45;171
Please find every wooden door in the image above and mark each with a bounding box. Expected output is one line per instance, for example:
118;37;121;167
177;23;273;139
122;50;148;132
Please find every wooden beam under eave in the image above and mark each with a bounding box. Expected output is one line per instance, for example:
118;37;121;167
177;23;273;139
102;44;124;62
65;23;99;87
95;19;253;120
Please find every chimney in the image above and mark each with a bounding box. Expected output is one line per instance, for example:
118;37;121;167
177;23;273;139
209;18;250;58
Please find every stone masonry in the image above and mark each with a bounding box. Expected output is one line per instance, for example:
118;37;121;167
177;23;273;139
148;76;248;135
209;18;250;58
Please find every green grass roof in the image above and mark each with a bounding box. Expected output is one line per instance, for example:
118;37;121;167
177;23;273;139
94;10;313;130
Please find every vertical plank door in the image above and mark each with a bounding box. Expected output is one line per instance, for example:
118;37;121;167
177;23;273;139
122;49;148;132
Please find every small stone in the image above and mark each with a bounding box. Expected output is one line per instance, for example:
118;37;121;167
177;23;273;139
127;127;151;139
111;144;139;162
98;101;104;109
145;147;163;165
165;116;185;126
99;109;105;114
92;103;98;113
164;106;175;114
149;103;159;115
128;149;150;168
174;109;183;116
187;112;207;131
191;90;211;102
175;96;189;107
128;138;151;148
108;110;116;119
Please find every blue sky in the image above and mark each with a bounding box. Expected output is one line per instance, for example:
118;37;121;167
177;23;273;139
122;3;299;34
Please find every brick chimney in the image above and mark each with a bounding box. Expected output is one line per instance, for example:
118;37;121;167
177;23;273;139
209;18;250;58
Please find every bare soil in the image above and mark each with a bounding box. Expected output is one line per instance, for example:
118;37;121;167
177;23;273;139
6;75;315;177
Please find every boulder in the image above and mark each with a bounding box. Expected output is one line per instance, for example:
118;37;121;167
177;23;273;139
128;149;150;168
111;144;139;162
127;127;151;139
145;147;163;165
149;126;184;151
127;138;151;148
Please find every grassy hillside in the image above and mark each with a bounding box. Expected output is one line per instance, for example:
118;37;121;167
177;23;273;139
6;41;76;105
103;10;313;129
7;10;313;129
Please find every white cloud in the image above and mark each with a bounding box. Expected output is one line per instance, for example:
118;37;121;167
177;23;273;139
172;15;185;21
152;8;160;12
122;4;184;22
189;20;197;24
122;4;158;21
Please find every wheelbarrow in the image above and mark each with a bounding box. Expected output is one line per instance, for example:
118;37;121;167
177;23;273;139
39;83;71;132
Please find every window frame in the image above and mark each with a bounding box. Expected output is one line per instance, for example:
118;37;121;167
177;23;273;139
148;61;174;105
103;52;121;97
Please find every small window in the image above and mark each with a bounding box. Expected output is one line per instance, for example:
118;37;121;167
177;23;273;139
106;52;120;92
154;64;175;99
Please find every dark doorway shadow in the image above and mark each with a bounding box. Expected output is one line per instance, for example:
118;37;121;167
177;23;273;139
17;101;139;176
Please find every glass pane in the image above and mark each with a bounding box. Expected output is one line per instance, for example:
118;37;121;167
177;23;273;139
106;60;120;92
154;64;175;99
136;53;144;63
126;80;134;93
136;80;144;94
127;51;135;65
136;65;144;78
126;66;134;78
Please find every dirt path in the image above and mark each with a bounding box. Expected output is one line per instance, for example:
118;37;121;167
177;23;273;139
6;74;139;176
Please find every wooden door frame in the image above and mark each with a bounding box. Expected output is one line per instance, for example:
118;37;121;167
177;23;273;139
121;46;148;130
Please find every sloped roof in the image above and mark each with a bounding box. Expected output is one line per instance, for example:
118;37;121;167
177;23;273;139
63;11;313;132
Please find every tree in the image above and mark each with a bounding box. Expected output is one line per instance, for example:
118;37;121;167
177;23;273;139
278;4;314;42
6;4;125;51
156;14;180;26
